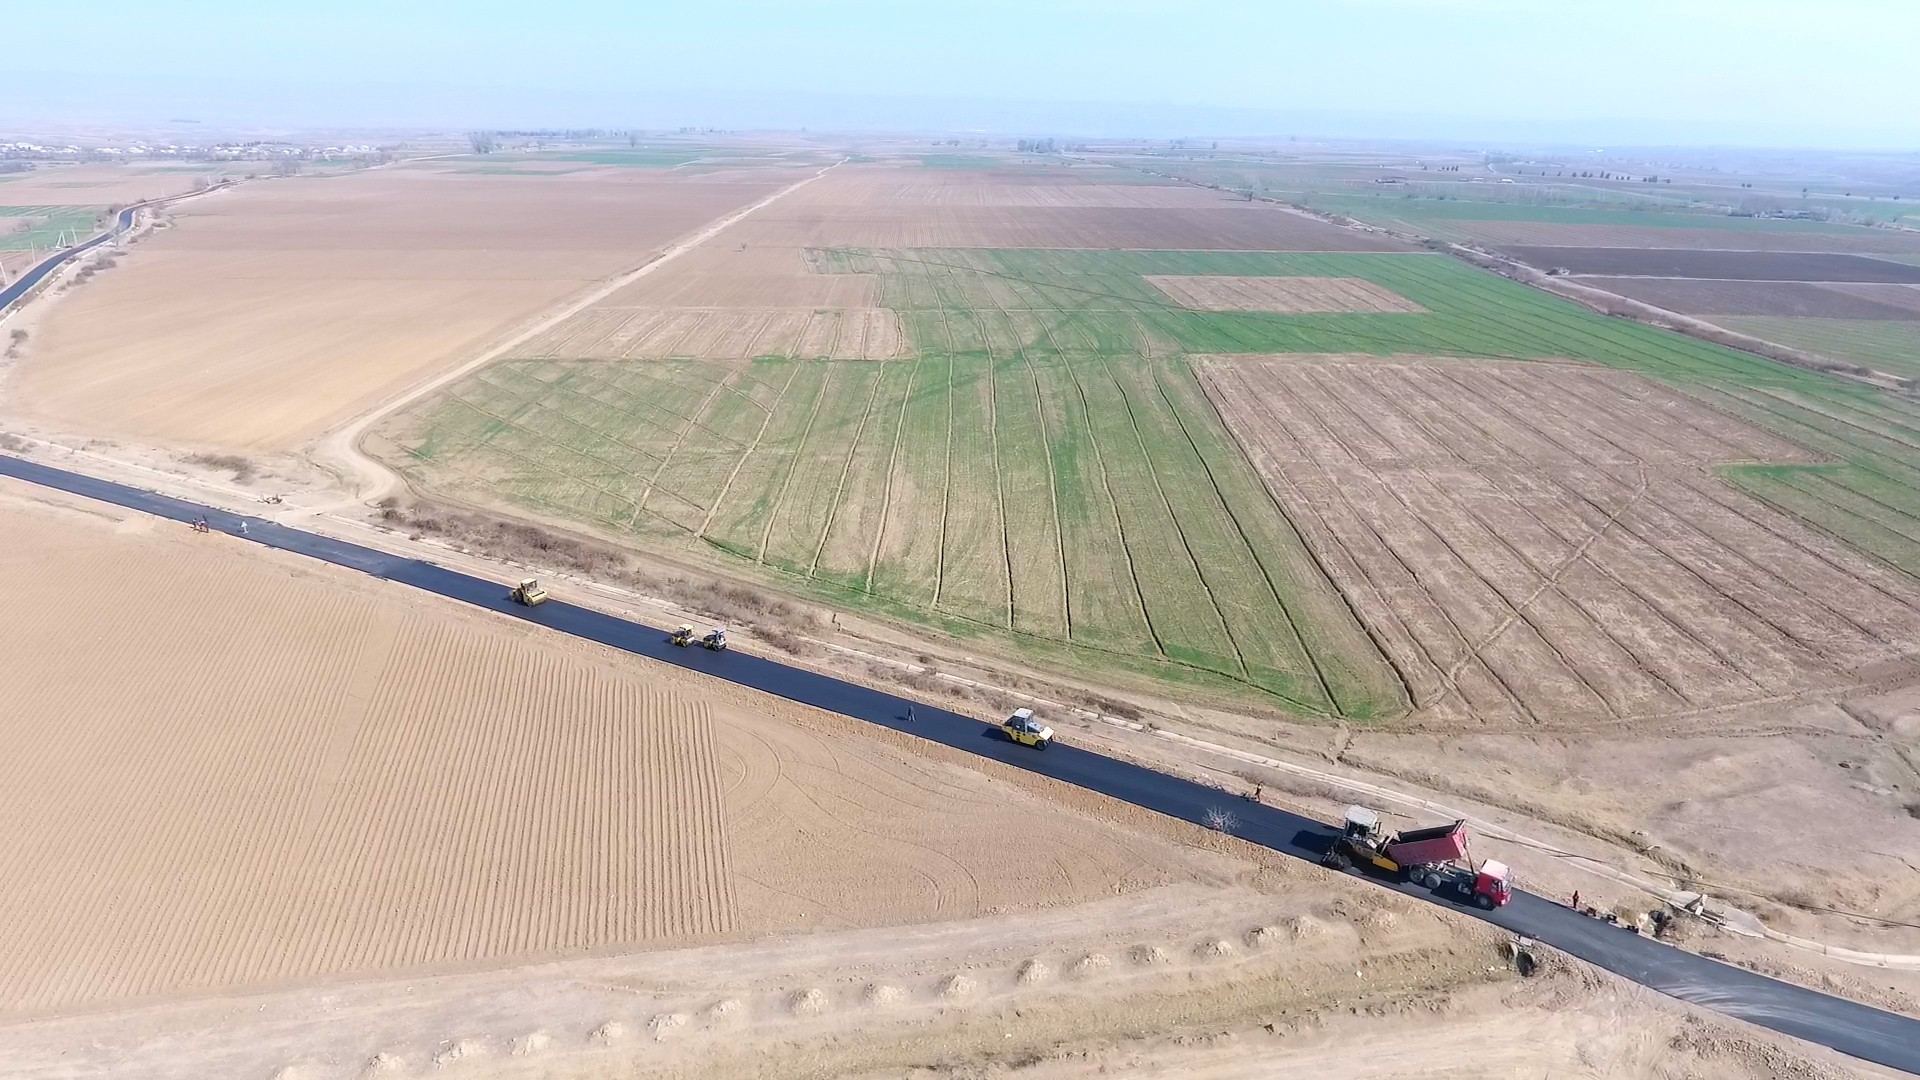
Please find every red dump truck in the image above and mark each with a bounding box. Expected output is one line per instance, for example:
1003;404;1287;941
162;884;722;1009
1321;807;1512;909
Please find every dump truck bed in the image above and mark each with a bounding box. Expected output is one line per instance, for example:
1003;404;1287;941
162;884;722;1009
1385;820;1469;866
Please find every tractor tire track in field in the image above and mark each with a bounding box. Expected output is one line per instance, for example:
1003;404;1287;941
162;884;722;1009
1243;366;1544;713
1558;471;1853;673
755;363;834;565
808;358;890;580
1039;315;1162;657
964;301;1017;628
986;286;1074;639
1425;369;1805;698
1415;368;1774;699
929;307;958;609
440;394;670;527
1728;466;1920;582
1437;467;1656;714
1317;370;1671;714
1148;362;1341;709
1278;373;1590;718
635;367;738;523
1420;365;1789;707
864;349;923;594
1102;356;1248;678
1191;365;1421;712
488;368;680;465
699;363;804;541
562;364;754;453
1772;468;1920;549
1204;364;1527;719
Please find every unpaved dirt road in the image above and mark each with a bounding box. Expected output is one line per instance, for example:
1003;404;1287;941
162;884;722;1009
309;160;842;509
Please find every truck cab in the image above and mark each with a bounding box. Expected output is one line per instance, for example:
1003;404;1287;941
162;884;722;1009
1470;859;1512;909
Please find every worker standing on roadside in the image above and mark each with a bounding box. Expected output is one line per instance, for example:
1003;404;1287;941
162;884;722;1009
1571;890;1581;911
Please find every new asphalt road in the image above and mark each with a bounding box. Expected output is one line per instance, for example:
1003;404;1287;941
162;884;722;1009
1;185;234;315
0;207;131;313
2;450;1914;1074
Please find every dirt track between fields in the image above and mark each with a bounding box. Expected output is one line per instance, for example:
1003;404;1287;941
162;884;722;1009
11;164;808;452
309;160;840;509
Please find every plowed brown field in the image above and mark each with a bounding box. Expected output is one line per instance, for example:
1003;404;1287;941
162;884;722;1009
514;305;907;360
10;164;804;449
0;480;1195;1016
1503;247;1920;282
1199;355;1920;724
0;163;232;205
1575;277;1920;320
1469;221;1920;253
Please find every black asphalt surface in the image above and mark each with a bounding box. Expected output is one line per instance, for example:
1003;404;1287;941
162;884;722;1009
0;206;133;313
2;450;1915;1074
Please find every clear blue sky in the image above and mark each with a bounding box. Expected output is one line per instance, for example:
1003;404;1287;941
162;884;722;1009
7;0;1916;146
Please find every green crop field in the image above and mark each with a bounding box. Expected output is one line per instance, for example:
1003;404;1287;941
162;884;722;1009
1718;317;1920;379
380;244;1920;718
0;205;105;250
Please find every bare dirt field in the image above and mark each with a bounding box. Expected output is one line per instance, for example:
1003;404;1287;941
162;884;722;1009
0;477;1210;1017
1145;273;1426;313
1501;247;1920;282
0;162;232;206
6;163;806;449
710;164;1412;251
1197;354;1920;725
512;303;908;360
1828;282;1920;315
0;858;1882;1080
1576;276;1920;319
1464;220;1920;253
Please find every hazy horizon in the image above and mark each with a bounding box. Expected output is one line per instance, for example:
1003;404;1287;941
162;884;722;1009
6;0;1918;150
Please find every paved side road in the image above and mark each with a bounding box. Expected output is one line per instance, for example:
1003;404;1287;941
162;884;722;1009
1;451;1914;1075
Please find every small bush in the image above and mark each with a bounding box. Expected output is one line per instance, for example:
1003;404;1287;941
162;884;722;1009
184;452;256;484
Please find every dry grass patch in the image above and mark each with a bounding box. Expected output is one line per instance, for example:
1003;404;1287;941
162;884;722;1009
1198;355;1920;726
1145;274;1425;314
